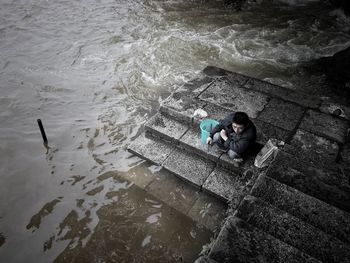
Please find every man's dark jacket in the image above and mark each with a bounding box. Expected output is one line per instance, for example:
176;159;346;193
209;112;256;155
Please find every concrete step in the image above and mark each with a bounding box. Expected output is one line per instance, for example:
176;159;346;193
266;149;350;213
128;132;215;189
160;99;291;145
128;133;260;204
236;195;350;263
251;174;350;245
145;112;258;173
206;216;321;263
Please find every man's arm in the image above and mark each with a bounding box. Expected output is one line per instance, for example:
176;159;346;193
227;137;251;155
209;113;234;138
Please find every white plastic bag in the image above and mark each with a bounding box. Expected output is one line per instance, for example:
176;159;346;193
254;139;279;168
193;108;208;119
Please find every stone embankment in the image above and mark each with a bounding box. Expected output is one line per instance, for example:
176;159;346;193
127;66;350;262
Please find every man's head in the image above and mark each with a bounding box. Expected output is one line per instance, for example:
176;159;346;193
232;112;249;134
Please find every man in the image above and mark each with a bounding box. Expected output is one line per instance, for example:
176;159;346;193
206;112;256;160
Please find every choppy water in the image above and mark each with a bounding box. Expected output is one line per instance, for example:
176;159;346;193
1;0;349;262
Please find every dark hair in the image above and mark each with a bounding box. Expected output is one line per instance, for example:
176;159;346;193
232;112;249;126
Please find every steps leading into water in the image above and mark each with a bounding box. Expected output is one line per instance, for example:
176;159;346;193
127;66;350;262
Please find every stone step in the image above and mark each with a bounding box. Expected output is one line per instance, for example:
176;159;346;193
235;195;350;263
205;216;321;263
251;174;350;245
266;149;350;213
202;166;258;206
160;100;291;145
128;132;215;189
128;133;260;203
145;112;258;173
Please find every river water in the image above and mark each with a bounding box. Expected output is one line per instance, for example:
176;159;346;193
0;0;349;262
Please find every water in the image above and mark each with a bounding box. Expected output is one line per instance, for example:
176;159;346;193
0;0;349;262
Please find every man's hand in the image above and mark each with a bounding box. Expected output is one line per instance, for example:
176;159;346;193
206;137;213;145
220;129;228;141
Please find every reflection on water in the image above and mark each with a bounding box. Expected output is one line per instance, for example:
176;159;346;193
1;0;350;261
53;174;214;263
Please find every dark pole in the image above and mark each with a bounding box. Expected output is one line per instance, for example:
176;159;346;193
37;119;48;144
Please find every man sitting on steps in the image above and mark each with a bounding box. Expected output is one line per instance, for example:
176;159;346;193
206;111;257;162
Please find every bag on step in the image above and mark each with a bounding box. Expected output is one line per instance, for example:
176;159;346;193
254;139;279;168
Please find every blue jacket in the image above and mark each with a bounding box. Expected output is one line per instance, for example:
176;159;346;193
209;112;256;155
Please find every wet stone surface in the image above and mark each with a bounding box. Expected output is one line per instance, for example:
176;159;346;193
251;174;350;244
257;98;305;131
160;96;207;124
208;216;321;263
202;167;244;202
202;102;234;123
290;129;339;164
127;133;175;165
145;113;189;141
266;150;350;212
253;119;290;144
163;148;216;188
319;101;350;121
244;78;321;109
199;78;269;118
236;195;350;263
187;193;228;232
299;109;349;144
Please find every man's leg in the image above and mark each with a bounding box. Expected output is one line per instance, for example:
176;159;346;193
212;132;220;143
212;132;226;151
228;150;240;159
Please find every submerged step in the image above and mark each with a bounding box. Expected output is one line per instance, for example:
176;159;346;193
251;174;350;244
236;195;350;263
207;216;321;263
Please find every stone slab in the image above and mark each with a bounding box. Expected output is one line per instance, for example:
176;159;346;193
163;148;216;188
244;78;321;108
208;216;321;263
179;125;222;161
145;169;200;216
176;75;215;97
219;152;256;174
257;98;305;131
290;129;339;164
253;119;290;144
145;113;189;141
202;167;256;208
251;174;350;244
160;97;207;124
187;192;227;232
202;66;250;87
341;142;350;164
199;79;269;118
319;101;350;121
202;102;234;123
300;109;349;144
236;195;350;263
127;134;175;165
266;151;350;212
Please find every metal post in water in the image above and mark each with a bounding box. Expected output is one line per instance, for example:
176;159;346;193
37;119;48;145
